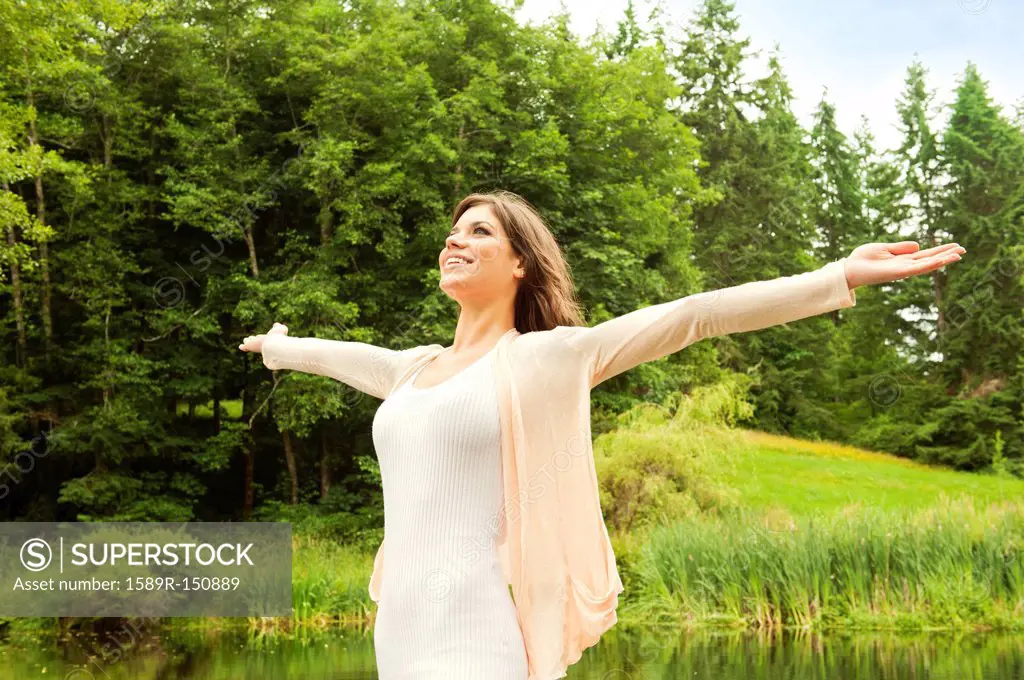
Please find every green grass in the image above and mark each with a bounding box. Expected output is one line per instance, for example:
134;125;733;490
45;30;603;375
169;535;378;635
174;399;243;419
288;535;377;626
604;421;1024;632
716;430;1024;516
623;496;1024;632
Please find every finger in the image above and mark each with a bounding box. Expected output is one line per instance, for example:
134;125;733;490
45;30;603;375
908;243;963;260
886;241;921;255
907;244;954;260
912;252;961;275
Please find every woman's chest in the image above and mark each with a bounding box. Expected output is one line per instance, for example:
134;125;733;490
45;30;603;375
372;358;502;463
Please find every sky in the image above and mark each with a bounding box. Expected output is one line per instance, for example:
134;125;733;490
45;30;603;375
513;0;1024;152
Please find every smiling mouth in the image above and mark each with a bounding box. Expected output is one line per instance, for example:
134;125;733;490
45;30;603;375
444;257;473;268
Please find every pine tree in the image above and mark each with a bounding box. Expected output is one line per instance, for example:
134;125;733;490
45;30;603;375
809;91;867;275
915;63;1024;470
673;5;844;434
893;58;949;360
938;63;1024;391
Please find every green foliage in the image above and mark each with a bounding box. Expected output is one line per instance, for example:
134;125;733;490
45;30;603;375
252;486;384;554
912;396;1019;470
0;0;1021;527
58;471;198;522
595;376;755;534
665;371;757;429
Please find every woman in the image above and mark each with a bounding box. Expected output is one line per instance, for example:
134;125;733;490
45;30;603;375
239;190;965;680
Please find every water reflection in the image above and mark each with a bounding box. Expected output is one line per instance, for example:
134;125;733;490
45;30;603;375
2;625;1021;679
585;627;1024;680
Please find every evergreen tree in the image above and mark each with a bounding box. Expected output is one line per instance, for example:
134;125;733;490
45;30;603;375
673;4;845;435
938;63;1024;391
918;63;1024;469
892;58;949;361
809;90;867;278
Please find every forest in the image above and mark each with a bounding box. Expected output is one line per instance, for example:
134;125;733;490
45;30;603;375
2;0;1023;547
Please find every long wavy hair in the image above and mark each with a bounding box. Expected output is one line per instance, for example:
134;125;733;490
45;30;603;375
450;190;586;333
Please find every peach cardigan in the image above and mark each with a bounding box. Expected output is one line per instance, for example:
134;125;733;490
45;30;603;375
261;258;857;679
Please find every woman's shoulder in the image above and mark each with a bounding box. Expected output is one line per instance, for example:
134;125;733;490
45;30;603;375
399;342;446;364
509;325;588;359
376;342;445;376
405;342;446;354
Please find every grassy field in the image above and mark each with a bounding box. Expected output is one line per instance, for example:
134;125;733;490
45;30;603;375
717;429;1024;516
602;421;1024;632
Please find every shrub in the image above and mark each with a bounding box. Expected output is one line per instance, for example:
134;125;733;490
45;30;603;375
596;374;753;534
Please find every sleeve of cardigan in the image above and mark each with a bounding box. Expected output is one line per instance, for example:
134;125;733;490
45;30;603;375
566;258;857;389
260;334;411;400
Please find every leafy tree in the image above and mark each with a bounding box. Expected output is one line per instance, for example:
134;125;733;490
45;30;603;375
1;0;1022;531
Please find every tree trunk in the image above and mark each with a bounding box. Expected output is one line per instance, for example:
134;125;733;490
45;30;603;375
229;113;260;280
319;430;331;500
453;122;465;197
282;430;298;504
3;181;26;367
243;450;254;519
24;50;53;356
244;226;259;278
242;384;255;520
103;307;112;405
102;112;113;168
319;204;331;245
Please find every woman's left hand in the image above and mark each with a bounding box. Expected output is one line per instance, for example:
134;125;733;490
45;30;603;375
844;241;966;290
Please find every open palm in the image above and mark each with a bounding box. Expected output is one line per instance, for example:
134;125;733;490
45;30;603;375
844;241;966;289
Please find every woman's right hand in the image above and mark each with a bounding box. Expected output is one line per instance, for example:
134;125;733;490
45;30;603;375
239;322;289;354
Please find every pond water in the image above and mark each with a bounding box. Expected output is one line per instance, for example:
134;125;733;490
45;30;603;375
2;625;1021;679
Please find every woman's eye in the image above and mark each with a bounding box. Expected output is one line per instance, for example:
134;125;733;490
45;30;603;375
448;227;490;236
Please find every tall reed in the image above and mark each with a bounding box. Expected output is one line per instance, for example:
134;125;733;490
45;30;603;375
625;496;1024;631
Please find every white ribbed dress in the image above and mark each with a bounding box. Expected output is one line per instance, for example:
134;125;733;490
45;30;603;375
370;345;529;680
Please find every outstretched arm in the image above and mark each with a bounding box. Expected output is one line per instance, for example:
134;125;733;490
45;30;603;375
240;323;420;400
566;241;965;389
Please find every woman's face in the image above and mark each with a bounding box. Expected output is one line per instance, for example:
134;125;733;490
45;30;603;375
438;204;523;302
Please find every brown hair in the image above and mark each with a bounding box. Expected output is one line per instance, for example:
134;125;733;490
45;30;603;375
451;190;586;333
